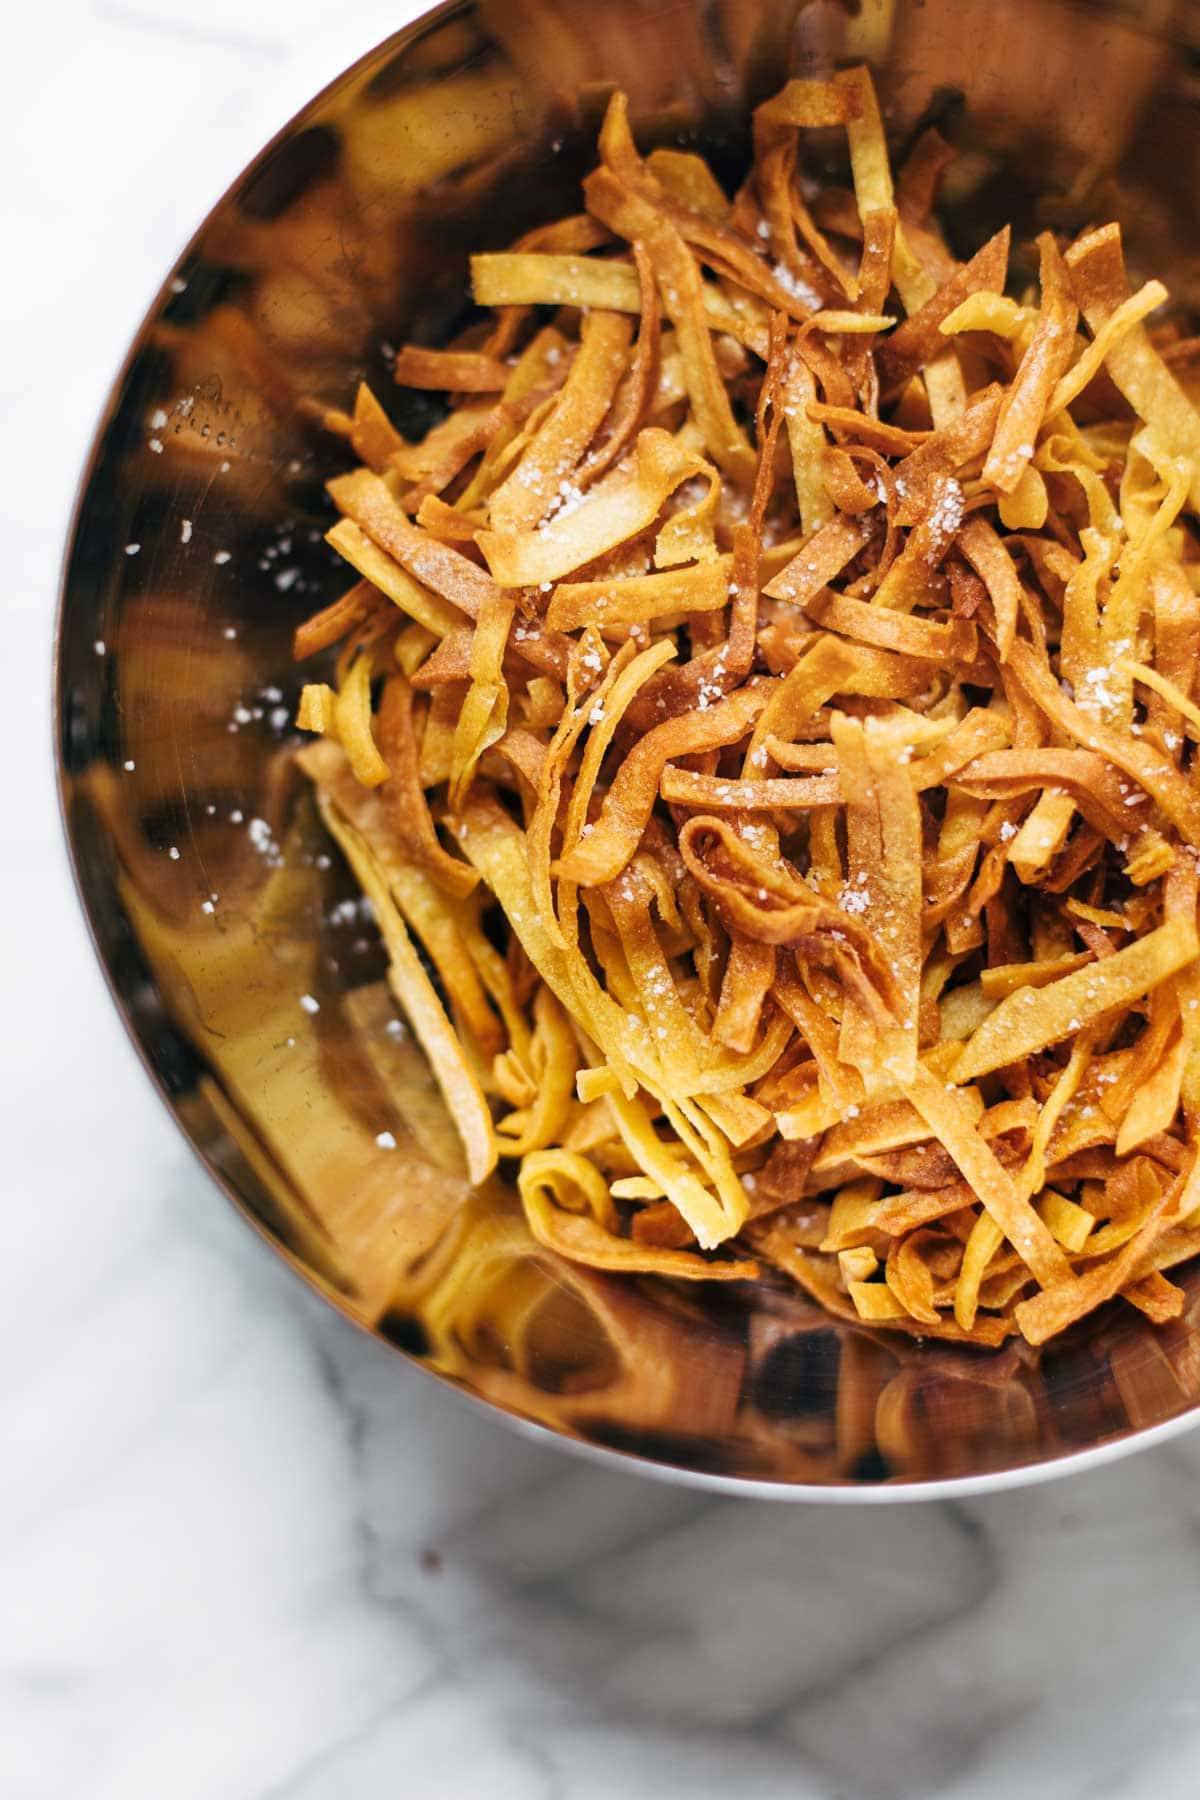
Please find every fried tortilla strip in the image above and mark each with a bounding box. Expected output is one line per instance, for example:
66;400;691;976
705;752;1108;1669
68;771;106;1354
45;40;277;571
489;311;633;531
376;677;478;897
293;580;383;661
520;1152;758;1278
956;517;1022;660
807;589;976;661
393;346;509;391
660;768;842;811
983;234;1078;494
1066;224;1200;510
834;713;923;1084
303;774;497;1186
477;427;718;587
583;169;756;480
546;558;731;632
904;1062;1070;1288
761;514;871;605
876;228;1010;391
953;915;1199;1083
329;470;501;622
558;684;767;886
1016;1156;1200;1345
1007;637;1200;843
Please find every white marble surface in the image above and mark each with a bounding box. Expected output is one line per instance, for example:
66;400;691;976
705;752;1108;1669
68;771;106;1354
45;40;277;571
9;4;1200;1796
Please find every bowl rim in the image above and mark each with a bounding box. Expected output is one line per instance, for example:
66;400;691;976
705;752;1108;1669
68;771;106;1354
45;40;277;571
51;0;1200;1503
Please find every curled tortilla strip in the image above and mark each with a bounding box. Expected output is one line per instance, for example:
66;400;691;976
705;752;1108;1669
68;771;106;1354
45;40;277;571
1016;1156;1200;1346
1047;278;1168;417
557;683;766;887
956;517;1021;660
519;1151;758;1278
477;427;718;587
448;592;516;806
1007;637;1200;844
1065;223;1200;510
495;988;578;1157
293;580;382;662
583;168;756;480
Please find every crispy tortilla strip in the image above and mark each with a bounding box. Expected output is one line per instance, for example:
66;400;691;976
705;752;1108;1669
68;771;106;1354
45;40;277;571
328;471;500;622
325;521;464;638
1007;637;1200;843
1047;278;1168;417
833;713;923;1083
546;558;731;632
473;251;643;311
983;234;1078;494
473;250;763;355
1117;1029;1187;1156
1119;657;1200;739
489;311;633;532
393;346;509;391
957;517;1021;660
953;748;1136;841
904;1062;1069;1287
781;352;834;534
660;768;841;811
761;514;871;604
579;241;662;484
378;683;479;897
953;916;1199;1082
520;1156;757;1277
1065;224;1200;510
558;684;766;887
305;781;497;1185
876;229;1010;391
448;591;516;806
349;384;405;470
293;581;382;661
979;954;1092;999
807;588;975;661
477;427;718;587
583;169;756;480
306;653;389;787
1016;1155;1200;1345
713;937;776;1054
890;384;1003;528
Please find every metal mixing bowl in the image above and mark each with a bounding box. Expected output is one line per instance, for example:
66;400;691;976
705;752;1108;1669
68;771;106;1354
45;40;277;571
56;0;1200;1496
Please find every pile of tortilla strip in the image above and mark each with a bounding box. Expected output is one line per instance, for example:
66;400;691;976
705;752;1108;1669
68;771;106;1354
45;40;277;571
292;65;1200;1349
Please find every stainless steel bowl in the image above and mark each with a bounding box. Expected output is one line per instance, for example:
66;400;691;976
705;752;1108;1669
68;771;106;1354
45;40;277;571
56;0;1200;1495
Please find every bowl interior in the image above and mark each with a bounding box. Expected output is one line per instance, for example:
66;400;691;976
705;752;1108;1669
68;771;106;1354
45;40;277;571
58;0;1200;1493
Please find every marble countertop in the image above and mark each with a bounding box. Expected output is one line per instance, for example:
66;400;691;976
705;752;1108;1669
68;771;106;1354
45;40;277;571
8;4;1200;1795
